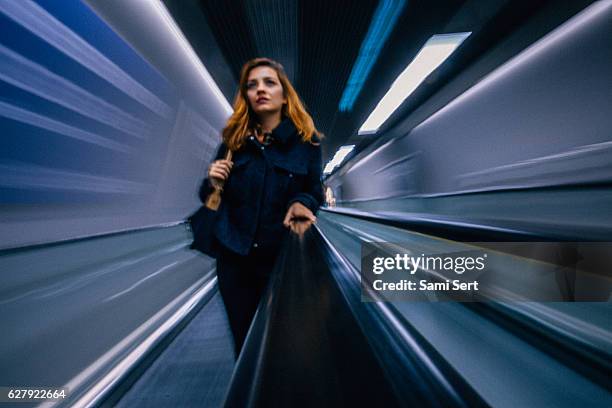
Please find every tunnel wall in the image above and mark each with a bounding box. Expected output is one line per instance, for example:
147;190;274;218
0;0;231;249
330;1;612;202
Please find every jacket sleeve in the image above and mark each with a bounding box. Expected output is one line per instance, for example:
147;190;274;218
287;144;324;215
198;142;228;203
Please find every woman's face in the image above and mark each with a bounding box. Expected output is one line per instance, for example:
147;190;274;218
246;66;286;118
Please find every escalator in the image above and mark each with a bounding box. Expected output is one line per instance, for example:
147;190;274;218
105;226;488;408
46;207;607;408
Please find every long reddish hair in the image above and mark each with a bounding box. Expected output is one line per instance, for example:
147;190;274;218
222;57;321;151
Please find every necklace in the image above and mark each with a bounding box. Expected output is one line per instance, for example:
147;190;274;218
255;128;274;146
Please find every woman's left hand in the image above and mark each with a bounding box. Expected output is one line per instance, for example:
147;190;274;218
283;202;316;235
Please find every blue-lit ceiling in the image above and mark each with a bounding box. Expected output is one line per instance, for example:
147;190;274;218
338;0;407;112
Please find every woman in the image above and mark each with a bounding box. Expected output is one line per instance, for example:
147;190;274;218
199;57;324;356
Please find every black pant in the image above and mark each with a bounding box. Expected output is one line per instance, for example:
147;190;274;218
216;246;277;357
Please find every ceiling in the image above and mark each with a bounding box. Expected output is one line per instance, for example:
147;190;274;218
163;0;587;163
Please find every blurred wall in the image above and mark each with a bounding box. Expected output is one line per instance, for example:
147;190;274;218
0;0;232;249
328;1;612;202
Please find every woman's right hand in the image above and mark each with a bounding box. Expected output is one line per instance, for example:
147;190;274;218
208;159;233;187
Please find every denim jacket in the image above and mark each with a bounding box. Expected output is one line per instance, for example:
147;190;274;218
199;118;323;256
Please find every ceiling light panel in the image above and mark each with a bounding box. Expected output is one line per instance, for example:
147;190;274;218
359;32;471;134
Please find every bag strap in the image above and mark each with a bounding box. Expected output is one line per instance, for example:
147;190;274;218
205;149;233;210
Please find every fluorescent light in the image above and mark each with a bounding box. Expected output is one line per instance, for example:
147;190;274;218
152;0;233;115
323;145;355;174
359;32;471;134
339;0;407;112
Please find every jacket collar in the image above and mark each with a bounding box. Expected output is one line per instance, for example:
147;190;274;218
270;117;298;145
